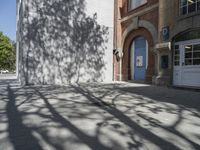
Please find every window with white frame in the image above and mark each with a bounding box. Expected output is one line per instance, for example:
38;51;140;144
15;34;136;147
180;0;200;15
184;44;200;65
128;0;147;11
174;45;180;66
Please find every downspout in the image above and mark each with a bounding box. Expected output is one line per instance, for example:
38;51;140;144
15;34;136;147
118;6;122;82
119;54;122;81
115;0;122;81
114;0;118;81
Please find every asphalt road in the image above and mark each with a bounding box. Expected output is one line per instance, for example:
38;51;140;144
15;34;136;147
0;82;200;150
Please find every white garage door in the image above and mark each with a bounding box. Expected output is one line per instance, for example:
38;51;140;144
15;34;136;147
173;40;200;87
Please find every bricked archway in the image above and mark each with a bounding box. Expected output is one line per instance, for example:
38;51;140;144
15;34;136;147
122;27;155;81
121;20;158;49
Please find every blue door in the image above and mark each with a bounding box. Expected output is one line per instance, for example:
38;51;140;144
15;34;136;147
134;37;147;80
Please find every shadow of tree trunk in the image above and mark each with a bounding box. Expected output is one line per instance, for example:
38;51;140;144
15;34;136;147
35;88;111;150
72;85;182;150
6;85;43;150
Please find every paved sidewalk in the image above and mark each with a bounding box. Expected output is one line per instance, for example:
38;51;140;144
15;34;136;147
0;74;17;80
0;82;200;150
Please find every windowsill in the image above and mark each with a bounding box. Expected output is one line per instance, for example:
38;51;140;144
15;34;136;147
177;11;200;21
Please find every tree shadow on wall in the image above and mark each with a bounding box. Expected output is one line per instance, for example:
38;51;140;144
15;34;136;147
20;0;109;84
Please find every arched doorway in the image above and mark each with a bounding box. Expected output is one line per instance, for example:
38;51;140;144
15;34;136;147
130;36;148;81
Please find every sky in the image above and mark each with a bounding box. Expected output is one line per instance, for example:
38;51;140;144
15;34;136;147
0;0;16;41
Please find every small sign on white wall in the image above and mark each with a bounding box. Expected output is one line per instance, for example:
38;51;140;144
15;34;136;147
136;56;143;67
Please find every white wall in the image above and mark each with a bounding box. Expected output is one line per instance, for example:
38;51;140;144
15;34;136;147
18;0;114;84
85;0;114;82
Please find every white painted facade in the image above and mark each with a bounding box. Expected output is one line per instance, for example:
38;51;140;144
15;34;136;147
17;0;114;85
173;39;200;87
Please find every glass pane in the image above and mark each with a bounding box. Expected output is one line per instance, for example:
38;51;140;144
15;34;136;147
161;55;169;69
185;45;192;52
193;44;200;51
174;48;180;54
198;2;200;11
175;30;200;42
185;59;192;65
185;53;192;58
193;52;200;58
141;0;147;4
193;59;200;65
129;0;147;10
175;51;180;55
174;61;180;66
188;3;196;13
181;0;187;6
188;0;196;5
131;0;137;9
175;45;179;49
174;45;180;66
180;6;188;15
175;55;180;61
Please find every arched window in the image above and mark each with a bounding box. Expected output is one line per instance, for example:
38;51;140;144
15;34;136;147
175;30;200;42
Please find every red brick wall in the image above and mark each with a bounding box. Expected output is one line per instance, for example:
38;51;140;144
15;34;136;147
113;0;158;82
121;0;158;18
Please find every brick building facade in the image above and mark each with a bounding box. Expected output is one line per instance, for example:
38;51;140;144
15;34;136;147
113;0;158;82
114;0;200;88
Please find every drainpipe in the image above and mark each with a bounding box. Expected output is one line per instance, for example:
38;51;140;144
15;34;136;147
119;54;122;81
114;0;118;81
115;0;123;81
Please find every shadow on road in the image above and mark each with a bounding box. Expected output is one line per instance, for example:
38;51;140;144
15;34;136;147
1;83;200;150
116;85;200;111
6;85;43;150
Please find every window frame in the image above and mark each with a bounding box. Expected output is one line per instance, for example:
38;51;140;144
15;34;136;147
174;45;180;66
180;0;200;15
128;0;148;12
184;44;200;66
173;43;200;67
